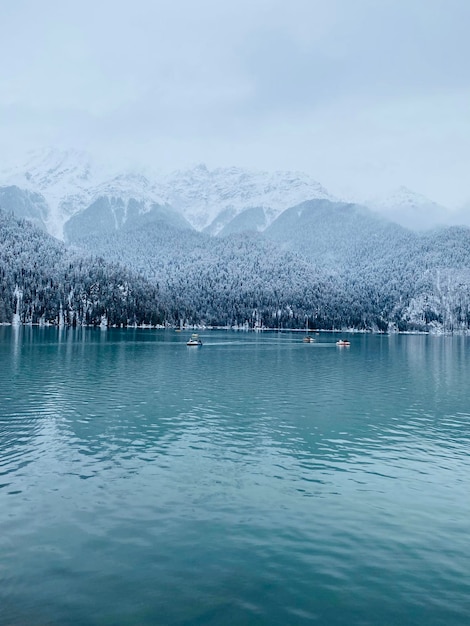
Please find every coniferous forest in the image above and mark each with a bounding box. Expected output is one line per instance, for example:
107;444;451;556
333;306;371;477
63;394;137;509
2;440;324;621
2;200;470;332
0;211;163;326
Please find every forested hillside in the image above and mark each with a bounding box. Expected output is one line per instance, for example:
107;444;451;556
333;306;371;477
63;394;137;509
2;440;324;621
264;200;470;331
0;186;48;231
71;222;339;328
0;210;163;326
72;202;470;332
3;197;470;331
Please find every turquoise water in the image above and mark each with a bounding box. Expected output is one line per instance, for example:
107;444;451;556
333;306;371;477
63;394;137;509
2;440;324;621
1;327;469;625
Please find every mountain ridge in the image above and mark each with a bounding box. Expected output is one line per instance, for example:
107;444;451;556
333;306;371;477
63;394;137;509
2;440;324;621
0;149;334;238
363;186;450;230
4;196;470;332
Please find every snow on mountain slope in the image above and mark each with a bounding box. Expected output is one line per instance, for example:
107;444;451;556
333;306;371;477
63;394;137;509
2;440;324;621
2;147;94;191
1;150;335;238
1;148;105;237
0;150;169;238
2;150;459;238
365;186;450;230
0;186;49;231
160;164;334;232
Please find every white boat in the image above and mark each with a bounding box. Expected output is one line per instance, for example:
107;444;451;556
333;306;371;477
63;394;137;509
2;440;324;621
187;333;202;346
303;317;315;342
336;339;351;346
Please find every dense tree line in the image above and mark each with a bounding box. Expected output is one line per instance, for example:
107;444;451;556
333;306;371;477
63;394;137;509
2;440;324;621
264;201;470;332
3;200;470;332
71;208;470;332
72;223;336;328
0;210;163;326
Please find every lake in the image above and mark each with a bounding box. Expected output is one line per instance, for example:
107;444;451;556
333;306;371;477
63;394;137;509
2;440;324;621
1;327;469;625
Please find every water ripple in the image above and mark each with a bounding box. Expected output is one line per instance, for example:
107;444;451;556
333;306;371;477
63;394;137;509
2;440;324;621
1;328;470;625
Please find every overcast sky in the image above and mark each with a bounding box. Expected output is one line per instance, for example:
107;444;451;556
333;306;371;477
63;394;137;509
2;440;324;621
1;0;469;206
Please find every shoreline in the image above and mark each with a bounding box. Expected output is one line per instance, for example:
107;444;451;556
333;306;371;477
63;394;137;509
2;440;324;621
0;322;467;336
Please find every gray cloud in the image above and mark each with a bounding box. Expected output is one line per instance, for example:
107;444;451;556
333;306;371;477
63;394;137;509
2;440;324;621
1;0;469;206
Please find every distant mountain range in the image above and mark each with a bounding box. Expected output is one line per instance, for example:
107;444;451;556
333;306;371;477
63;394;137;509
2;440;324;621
2;148;470;332
0;148;333;239
3;195;470;332
1;148;466;240
363;186;450;230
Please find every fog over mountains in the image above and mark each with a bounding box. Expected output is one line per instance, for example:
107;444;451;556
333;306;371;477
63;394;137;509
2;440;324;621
0;149;335;238
2;148;467;238
2;148;470;332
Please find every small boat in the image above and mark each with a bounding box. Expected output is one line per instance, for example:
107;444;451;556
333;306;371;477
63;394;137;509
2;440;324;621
336;339;351;347
187;333;202;346
303;317;315;342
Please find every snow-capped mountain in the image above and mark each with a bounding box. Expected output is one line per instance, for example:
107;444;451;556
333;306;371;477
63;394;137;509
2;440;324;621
365;186;449;230
158;163;334;233
0;186;49;231
0;149;165;238
0;148;100;237
2;147;94;191
3;148;459;239
0;149;334;239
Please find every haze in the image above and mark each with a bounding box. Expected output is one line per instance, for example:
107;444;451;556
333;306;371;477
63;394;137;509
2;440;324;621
1;0;469;208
